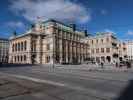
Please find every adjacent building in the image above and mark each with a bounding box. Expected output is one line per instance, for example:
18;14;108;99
9;19;90;64
126;40;133;61
0;38;9;64
117;41;127;61
86;33;120;63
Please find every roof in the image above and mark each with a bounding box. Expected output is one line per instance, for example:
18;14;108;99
10;19;86;39
88;32;116;39
10;32;37;40
42;19;86;34
42;19;72;28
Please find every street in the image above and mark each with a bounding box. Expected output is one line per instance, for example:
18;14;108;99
0;65;133;100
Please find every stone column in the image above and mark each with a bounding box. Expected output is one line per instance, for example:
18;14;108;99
37;35;42;64
77;43;80;63
83;45;85;62
66;41;68;63
81;44;83;63
52;34;56;64
69;41;72;64
79;44;81;63
27;36;32;64
59;39;63;64
8;41;13;63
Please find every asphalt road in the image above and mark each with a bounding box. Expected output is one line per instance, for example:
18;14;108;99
0;65;133;100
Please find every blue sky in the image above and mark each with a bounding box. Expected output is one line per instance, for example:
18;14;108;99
0;0;133;40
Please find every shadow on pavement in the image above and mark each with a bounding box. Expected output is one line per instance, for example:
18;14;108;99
116;80;133;100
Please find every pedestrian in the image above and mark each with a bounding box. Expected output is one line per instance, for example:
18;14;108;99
101;61;104;69
116;62;118;68
127;61;131;69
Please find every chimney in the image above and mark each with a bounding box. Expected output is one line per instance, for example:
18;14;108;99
70;24;76;31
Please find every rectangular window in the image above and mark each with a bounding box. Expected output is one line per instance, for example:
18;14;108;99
106;48;110;53
91;49;95;54
15;44;17;51
92;40;93;44
96;48;99;53
96;39;98;44
24;55;26;61
24;41;27;51
46;56;50;63
15;56;16;62
106;37;109;42
101;39;103;43
21;56;23;61
123;48;126;51
32;41;36;52
101;48;104;53
46;44;50;50
12;45;14;52
17;56;19;62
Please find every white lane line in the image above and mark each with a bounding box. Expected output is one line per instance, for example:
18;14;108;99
0;72;65;87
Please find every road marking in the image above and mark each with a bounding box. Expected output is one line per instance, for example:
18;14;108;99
0;72;65;87
31;68;128;83
0;72;117;100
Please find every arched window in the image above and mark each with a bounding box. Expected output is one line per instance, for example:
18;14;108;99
17;56;19;62
18;43;20;51
15;56;16;62
21;55;23;61
101;39;104;43
21;42;23;51
24;41;27;51
24;55;26;61
15;43;17;51
12;44;14;52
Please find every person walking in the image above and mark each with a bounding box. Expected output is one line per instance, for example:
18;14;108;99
116;62;118;68
127;61;131;69
101;61;104;69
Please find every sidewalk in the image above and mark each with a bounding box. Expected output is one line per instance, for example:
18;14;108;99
56;64;133;73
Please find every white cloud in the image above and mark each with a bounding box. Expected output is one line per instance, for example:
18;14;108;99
104;29;116;34
101;9;107;15
127;30;133;35
9;0;91;23
6;21;24;28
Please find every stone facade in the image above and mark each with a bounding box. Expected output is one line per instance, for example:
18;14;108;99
9;19;89;64
117;41;127;61
86;33;120;63
126;40;133;61
0;38;9;63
